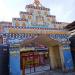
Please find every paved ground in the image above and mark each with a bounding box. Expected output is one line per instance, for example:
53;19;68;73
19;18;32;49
37;71;75;75
27;70;75;75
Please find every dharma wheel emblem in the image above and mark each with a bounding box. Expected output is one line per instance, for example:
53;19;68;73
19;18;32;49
34;0;40;6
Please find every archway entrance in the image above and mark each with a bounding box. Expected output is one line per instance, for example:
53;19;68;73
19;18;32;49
20;35;62;75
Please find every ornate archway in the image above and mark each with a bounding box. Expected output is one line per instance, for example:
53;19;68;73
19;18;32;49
20;35;64;75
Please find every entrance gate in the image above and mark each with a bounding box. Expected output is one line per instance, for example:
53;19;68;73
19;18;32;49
20;35;63;75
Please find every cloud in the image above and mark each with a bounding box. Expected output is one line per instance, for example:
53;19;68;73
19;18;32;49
0;0;23;21
43;0;75;22
0;0;75;22
0;0;8;21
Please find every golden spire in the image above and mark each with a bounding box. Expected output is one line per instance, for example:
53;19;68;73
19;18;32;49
34;0;41;6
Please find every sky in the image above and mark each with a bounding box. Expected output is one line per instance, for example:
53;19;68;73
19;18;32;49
0;0;75;23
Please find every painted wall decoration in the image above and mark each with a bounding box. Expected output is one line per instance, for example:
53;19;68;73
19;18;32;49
64;50;73;70
0;0;72;75
12;18;27;27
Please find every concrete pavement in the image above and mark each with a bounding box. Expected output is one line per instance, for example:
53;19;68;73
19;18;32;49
27;70;75;75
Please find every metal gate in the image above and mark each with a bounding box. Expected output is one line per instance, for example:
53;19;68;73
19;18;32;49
20;51;50;75
20;51;39;75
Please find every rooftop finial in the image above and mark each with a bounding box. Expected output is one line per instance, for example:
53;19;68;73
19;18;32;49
34;0;40;6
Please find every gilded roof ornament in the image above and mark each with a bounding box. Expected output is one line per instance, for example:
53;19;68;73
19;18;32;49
34;0;41;6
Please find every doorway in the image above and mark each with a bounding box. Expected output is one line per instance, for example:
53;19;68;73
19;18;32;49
20;50;50;75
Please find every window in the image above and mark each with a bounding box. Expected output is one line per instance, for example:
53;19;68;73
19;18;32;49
28;16;32;19
38;11;41;14
22;23;26;27
47;18;50;22
22;15;26;19
16;21;19;26
44;11;48;16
